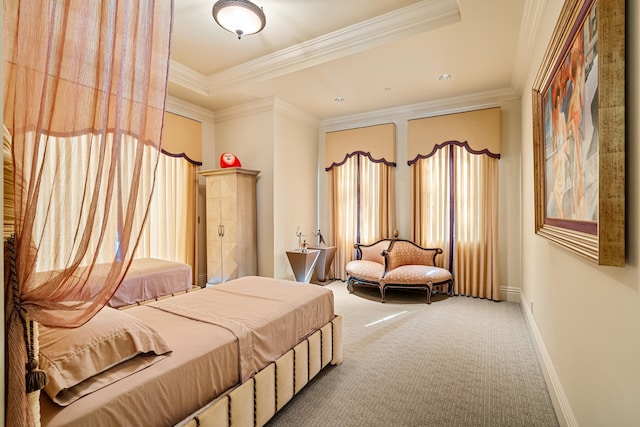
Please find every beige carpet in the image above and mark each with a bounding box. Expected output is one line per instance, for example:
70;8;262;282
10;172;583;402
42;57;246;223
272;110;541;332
267;282;559;427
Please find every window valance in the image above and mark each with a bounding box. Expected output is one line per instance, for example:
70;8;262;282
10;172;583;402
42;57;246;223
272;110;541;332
161;112;202;166
407;108;501;163
325;123;396;170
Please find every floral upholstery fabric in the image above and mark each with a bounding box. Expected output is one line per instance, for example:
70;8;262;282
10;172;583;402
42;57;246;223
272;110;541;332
346;260;385;282
385;242;437;271
383;264;452;286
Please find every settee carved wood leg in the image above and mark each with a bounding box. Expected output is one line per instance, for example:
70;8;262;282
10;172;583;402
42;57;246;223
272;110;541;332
426;287;432;304
380;286;386;303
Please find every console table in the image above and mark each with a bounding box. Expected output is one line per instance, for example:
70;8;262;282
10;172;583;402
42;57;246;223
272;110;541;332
286;249;321;283
309;245;336;284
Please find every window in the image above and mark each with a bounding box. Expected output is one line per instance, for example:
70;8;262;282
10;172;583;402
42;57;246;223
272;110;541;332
329;153;395;280
411;142;499;300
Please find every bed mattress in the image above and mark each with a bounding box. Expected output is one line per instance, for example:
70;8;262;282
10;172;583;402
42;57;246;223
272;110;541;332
40;276;335;427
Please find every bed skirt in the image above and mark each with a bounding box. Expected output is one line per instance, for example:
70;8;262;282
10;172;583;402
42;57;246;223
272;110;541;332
178;314;343;427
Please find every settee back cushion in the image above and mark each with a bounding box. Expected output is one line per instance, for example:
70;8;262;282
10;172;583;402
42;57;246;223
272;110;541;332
386;241;437;271
358;241;390;265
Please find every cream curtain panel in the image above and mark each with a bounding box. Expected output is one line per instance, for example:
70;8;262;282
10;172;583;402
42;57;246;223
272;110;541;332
137;152;199;282
454;148;499;299
329;154;395;281
3;1;173;426
411;145;451;269
411;143;500;300
325;124;396;280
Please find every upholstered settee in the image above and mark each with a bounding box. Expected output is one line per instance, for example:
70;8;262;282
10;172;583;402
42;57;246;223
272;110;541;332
345;238;454;304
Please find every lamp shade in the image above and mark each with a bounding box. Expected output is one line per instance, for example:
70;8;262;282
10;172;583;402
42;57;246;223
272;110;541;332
212;0;266;39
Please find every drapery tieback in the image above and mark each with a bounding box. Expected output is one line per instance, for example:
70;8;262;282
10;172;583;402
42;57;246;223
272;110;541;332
8;234;48;393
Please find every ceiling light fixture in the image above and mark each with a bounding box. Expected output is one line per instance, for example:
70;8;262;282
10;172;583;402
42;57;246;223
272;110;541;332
438;73;452;81
212;0;266;39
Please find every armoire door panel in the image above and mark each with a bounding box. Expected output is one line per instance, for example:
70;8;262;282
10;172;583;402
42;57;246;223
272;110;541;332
199;168;259;285
222;218;237;242
220;202;237;225
207;242;223;283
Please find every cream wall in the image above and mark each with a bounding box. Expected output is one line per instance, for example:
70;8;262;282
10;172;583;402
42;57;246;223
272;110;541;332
211;97;319;281
198;119;216;285
520;1;640;426
318;97;523;301
273;107;319;279
214;105;275;278
498;100;523;297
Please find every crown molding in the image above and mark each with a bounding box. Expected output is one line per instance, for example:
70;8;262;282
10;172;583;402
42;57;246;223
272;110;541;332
213;96;321;127
169;60;209;97
511;0;549;95
207;0;459;93
165;95;215;123
213;97;277;123
319;87;520;132
167;0;461;96
273;98;320;127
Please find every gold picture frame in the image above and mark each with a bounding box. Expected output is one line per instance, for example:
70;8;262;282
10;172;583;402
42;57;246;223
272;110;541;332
532;0;625;266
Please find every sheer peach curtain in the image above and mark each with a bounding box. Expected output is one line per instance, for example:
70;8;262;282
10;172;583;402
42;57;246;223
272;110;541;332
3;1;173;426
411;143;499;300
329;153;395;280
4;127;15;239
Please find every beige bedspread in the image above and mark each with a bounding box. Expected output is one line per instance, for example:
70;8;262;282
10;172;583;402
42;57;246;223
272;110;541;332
108;258;192;307
40;276;335;427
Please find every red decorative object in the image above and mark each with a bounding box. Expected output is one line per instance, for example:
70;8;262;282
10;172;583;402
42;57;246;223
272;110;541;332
220;152;241;168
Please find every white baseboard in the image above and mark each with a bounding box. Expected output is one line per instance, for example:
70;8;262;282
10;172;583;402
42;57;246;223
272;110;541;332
500;285;521;303
519;292;578;427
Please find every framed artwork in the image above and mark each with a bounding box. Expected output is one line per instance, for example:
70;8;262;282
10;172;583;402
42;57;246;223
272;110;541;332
532;0;625;266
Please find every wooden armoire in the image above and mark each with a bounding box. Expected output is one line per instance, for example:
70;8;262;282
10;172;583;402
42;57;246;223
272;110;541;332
199;168;259;285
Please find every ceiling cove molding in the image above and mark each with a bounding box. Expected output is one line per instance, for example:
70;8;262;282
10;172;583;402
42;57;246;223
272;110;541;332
165;95;215;123
273;98;320;127
511;0;549;95
213;97;277;123
169;60;209;97
319;87;520;132
204;0;461;94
